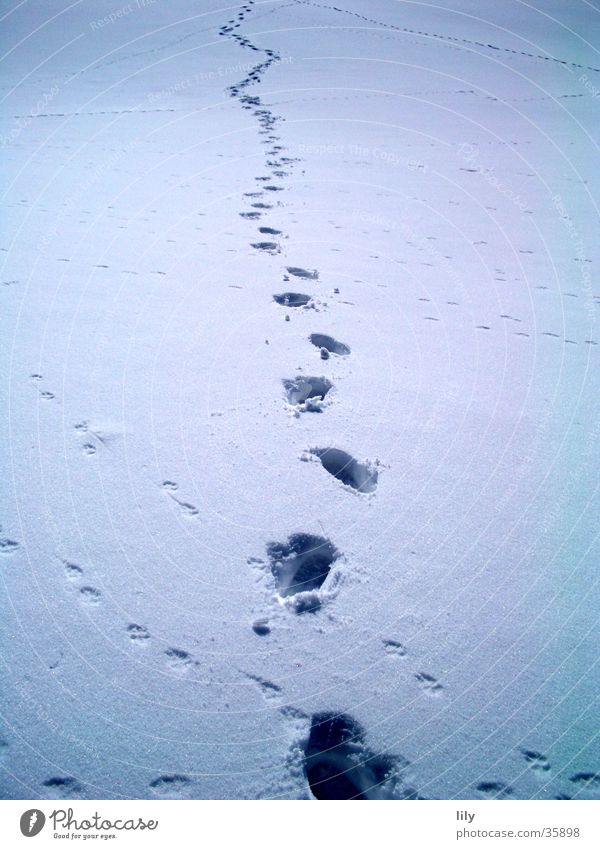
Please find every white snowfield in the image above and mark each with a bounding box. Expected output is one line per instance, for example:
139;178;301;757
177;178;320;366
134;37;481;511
1;0;599;800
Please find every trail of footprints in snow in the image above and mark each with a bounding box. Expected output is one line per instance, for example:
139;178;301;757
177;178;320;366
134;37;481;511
62;559;102;606
220;1;450;799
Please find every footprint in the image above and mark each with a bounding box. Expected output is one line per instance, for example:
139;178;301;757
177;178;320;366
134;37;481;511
170;497;199;517
259;227;282;235
64;561;83;581
165;647;193;673
79;586;101;605
570;772;600;792
42;777;84;799
286;266;319;280
283;376;332;412
240;211;261;219
273;292;312;307
39;391;55;400
476;781;514;799
521;749;550;773
251;241;280;254
149;774;191;798
309;333;350;356
308;448;378;493
265;533;340;613
252;618;271;636
127;624;150;644
0;536;20;556
383;639;407;657
302;713;404;799
244;672;282;700
162;483;198;516
415;672;443;696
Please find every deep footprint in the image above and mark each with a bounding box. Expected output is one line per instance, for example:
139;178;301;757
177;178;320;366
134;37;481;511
266;533;340;613
273;292;311;307
310;448;378;493
286;266;319;280
251;241;280;254
309;333;351;356
283;376;332;411
302;713;400;799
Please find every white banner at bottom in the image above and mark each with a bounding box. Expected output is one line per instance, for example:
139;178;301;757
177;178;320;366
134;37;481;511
0;799;597;848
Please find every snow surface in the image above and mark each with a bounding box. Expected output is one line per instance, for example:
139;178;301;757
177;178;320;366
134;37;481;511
1;0;599;800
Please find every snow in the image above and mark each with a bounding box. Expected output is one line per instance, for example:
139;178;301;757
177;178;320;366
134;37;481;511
1;0;599;800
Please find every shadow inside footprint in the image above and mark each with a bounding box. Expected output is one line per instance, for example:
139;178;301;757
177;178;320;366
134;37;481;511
286;266;319;280
42;777;84;799
303;713;398;800
311;448;378;493
309;333;350;356
283;376;332;411
252;241;280;254
273;292;311;307
266;533;339;613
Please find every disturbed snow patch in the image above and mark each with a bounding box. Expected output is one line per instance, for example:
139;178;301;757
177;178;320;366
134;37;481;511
309;333;351;356
302;713;408;799
266;533;340;613
283;375;332;412
273;292;312;307
306;448;379;493
285;266;319;280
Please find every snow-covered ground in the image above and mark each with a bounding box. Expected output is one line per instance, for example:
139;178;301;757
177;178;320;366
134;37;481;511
1;0;599;800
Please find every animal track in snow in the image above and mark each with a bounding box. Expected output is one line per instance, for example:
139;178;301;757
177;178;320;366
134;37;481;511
285;266;319;280
266;533;340;613
79;586;101;605
127;624;150;644
170;498;199;517
283;375;332;412
64;561;83;581
521;749;550;773
0;533;20;556
383;639;407;657
161;482;198;516
42;776;84;798
252;618;271;636
244;672;282;700
415;672;443;695
273;292;312;307
476;781;514;799
302;713;404;799
570;772;600;792
165;647;194;673
149;774;191;797
309;333;350;356
259;226;282;235
308;448;379;493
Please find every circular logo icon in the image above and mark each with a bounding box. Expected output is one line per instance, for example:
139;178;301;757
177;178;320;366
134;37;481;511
19;810;46;837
